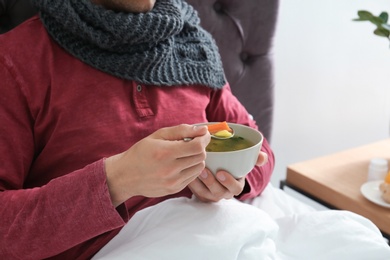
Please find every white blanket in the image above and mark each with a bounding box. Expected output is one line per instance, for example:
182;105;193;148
93;194;390;260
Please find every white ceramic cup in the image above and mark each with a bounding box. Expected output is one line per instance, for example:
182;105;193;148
367;158;388;181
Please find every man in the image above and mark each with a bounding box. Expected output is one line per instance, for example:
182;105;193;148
0;0;274;258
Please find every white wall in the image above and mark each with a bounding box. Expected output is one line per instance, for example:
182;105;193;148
271;0;390;187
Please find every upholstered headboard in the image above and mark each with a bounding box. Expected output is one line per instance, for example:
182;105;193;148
0;0;278;141
0;0;37;34
186;0;279;141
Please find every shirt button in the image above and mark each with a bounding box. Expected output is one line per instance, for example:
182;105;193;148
137;85;142;92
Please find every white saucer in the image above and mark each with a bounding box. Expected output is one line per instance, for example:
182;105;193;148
360;180;390;209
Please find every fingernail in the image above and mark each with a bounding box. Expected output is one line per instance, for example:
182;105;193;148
217;172;226;182
193;125;206;131
201;170;208;179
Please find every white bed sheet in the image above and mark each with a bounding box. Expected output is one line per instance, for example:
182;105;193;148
93;184;390;260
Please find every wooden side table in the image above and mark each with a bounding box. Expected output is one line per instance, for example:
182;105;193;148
280;139;390;241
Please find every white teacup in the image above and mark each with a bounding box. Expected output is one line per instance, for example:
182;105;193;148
197;122;263;179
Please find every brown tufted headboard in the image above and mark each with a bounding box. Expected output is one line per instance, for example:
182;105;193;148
186;0;279;142
0;0;278;141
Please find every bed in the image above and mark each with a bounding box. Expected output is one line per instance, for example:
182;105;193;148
92;184;390;259
2;0;390;258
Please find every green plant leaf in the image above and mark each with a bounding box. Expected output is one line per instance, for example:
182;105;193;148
369;16;385;26
379;12;389;23
354;10;373;21
374;28;390;37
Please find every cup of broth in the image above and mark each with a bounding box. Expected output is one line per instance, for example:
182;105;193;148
198;122;263;179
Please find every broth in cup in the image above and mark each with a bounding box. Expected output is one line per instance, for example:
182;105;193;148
206;136;255;152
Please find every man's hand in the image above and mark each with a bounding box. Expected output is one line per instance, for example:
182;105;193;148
104;124;211;207
188;151;268;202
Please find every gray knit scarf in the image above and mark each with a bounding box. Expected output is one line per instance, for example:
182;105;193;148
32;0;226;89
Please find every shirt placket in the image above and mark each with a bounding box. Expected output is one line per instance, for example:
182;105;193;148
132;82;154;118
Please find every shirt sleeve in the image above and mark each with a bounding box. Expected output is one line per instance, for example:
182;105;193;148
0;58;126;259
206;83;275;200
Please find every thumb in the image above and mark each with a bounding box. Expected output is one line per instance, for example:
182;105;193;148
256;151;268;166
155;124;209;141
